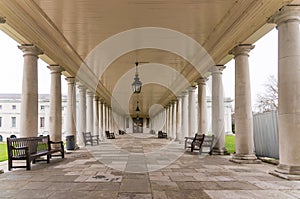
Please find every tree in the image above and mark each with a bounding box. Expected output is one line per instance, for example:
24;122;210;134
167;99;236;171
255;75;278;113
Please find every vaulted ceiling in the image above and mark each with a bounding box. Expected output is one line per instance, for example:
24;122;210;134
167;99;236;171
0;0;295;117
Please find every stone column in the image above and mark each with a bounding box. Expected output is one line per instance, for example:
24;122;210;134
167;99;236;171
163;108;166;132
98;99;103;140
172;100;177;140
77;84;86;146
181;91;189;140
93;95;99;136
269;5;300;179
106;105;109;131
211;65;228;155
169;103;173;139
165;105;169;133
86;90;94;134
18;44;43;137
197;77;208;135
48;65;64;142
66;77;77;143
229;44;259;163
102;102;106;134
176;96;182;142
188;86;197;137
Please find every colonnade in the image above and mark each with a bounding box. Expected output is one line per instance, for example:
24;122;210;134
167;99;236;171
16;5;300;178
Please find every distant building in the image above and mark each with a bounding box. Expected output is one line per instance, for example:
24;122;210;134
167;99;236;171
0;94;68;141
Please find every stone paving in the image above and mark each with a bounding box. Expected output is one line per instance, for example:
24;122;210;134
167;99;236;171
1;133;300;198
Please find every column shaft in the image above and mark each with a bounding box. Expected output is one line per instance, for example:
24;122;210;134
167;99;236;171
176;96;182;142
197;78;208;134
98;100;103;140
19;45;42;137
48;65;63;142
172;101;177;140
188;86;197;137
86;91;94;133
93;95;99;136
230;44;259;163
181;91;189;140
66;77;77;143
211;65;228;155
77;84;86;146
169;103;173;138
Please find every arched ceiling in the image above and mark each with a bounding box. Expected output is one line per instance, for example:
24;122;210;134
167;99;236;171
0;0;295;116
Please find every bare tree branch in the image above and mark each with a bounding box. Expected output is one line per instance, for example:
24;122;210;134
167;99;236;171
255;75;278;113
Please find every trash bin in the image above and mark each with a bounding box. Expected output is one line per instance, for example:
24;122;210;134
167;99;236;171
66;135;75;150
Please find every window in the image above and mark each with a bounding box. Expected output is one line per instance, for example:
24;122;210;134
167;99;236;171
40;105;45;110
40;117;45;128
11;117;16;128
0;117;2;127
12;105;16;110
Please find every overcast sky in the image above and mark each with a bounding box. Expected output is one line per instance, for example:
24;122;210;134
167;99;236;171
0;28;278;110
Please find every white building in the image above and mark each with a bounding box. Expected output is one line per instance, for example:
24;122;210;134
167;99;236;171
0;94;68;141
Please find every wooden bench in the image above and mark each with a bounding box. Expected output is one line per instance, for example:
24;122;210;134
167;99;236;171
105;131;115;139
82;132;99;146
185;133;205;153
7;135;64;170
158;131;167;138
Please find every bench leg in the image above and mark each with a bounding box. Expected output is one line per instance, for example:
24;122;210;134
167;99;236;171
26;157;31;170
47;155;50;163
8;159;12;171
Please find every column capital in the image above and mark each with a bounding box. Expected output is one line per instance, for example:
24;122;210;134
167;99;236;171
47;64;64;74
188;86;197;92
77;84;87;91
229;44;255;57
93;95;99;100
268;5;300;25
18;44;43;56
86;89;94;96
181;90;188;96
65;77;75;84
196;77;208;85
211;65;226;74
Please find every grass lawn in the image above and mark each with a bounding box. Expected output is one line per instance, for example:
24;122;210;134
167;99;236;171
225;135;236;154
0;142;8;162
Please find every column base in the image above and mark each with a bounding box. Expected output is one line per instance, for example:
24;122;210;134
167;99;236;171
269;164;300;180
212;147;230;155
229;153;261;164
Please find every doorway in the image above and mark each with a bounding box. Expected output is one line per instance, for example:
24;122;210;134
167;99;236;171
133;117;143;133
